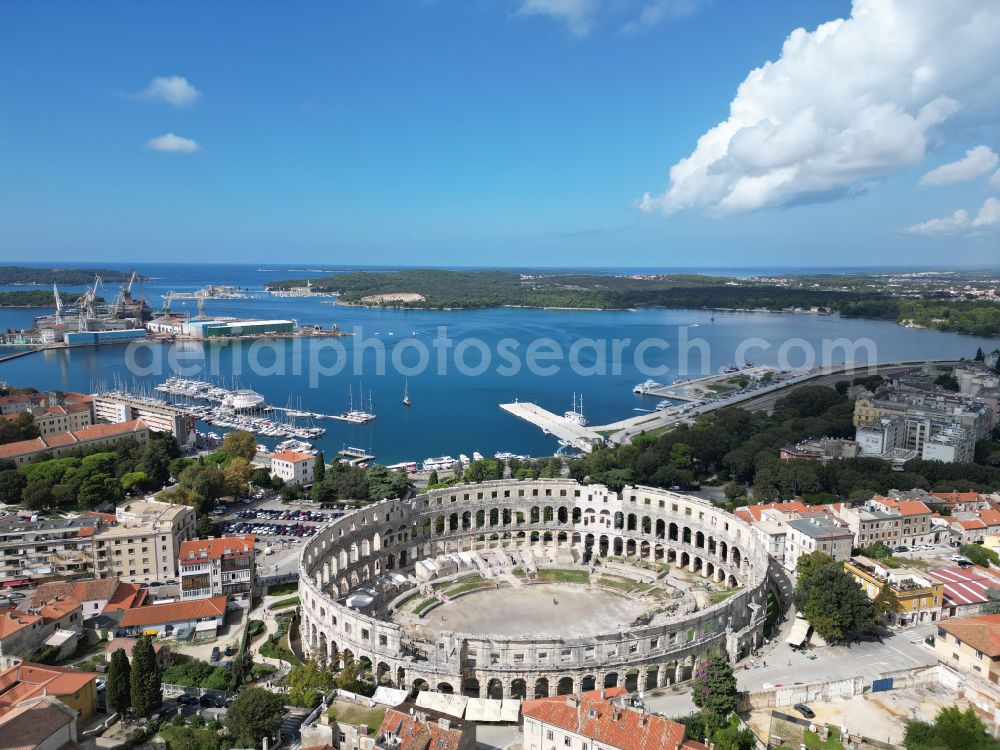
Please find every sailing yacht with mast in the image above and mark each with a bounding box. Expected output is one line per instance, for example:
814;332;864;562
403;379;411;407
564;392;587;426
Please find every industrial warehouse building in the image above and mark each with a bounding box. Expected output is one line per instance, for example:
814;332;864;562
182;319;294;338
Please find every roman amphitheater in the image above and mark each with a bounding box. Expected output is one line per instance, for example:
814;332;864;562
299;479;772;700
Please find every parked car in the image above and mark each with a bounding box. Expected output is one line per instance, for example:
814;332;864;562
794;704;815;719
95;678;106;691
950;554;969;563
177;693;199;706
200;693;225;708
210;646;221;663
894;546;909;553
224;644;234;656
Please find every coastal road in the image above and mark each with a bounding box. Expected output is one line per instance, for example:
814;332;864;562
606;359;961;444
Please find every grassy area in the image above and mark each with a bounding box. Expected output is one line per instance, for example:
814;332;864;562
599;575;638;592
433;574;483;592
259;617;302;667
414;597;438;615
881;556;928;568
332;703;387;734
708;586;743;604
535;568;590;584
446;579;489;596
247;619;266;642
269;595;301;610
511;568;525;577
267;582;299;596
803;726;842;750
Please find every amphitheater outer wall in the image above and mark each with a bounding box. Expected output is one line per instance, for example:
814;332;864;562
299;479;770;699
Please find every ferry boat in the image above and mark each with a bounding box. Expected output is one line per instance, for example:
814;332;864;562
472;451;484;462
422;456;456;472
564;392;587;426
633;379;664;394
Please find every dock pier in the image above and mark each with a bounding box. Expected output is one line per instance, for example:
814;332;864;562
499;402;604;453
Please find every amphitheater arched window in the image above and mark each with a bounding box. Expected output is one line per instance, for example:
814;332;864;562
534;678;549;698
476;510;485;527
695;531;705;549
557;506;568;523
572;507;582;524
614;512;624;530
641;516;651;534
627;513;637;531
543;506;554;522
530;506;540;524
461;511;471;530
435;516;445;534
682;526;692;544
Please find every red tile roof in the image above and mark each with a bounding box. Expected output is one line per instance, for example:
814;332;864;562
179;535;255;562
735;501;811;523
0;695;77;750
37;598;81;624
939;614;1000;657
0;662;95;714
105;582;147;612
0;419;148;460
931;491;983;504
0;611;41;640
32;578;119;609
119;595;227;628
522;689;687;750
378;707;469;750
955;519;987;530
272;450;314;463
871;496;931;516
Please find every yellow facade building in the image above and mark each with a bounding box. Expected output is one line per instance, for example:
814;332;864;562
845;556;944;626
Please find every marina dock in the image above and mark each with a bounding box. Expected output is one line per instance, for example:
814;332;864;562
499;402;604;453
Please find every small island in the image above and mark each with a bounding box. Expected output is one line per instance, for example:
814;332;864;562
0;266;140;286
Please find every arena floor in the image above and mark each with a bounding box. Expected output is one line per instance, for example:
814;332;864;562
417;583;652;638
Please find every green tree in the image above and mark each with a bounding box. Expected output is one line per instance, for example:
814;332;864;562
981;589;1000;615
120;470;150;494
799;564;875;642
314;451;326;483
428;469;439;486
129;635;162;717
961;543;999;568
0;469;26;504
221;431;257;461
251;466;272;488
106;648;131;716
77;473;123;509
793;552;834;599
873;586;902;623
21;478;55;511
225;686;285;747
690;651;739;717
222;457;252;497
288;660;337;708
904;705;1000;750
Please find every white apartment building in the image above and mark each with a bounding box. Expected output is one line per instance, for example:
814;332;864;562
178;535;256;606
784;517;853;573
93;499;196;584
271;450;316;486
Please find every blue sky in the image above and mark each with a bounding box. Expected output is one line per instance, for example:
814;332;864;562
1;0;998;268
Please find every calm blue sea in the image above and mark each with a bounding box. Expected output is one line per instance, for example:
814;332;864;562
0;263;995;464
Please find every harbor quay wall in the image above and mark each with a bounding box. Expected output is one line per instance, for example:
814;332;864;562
299;479;771;699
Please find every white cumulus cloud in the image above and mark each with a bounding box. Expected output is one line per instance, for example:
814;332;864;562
140;76;201;107
145;133;200;153
622;0;705;34
992;168;1000;188
919;145;999;186
905;197;1000;235
640;0;1000;216
516;0;600;37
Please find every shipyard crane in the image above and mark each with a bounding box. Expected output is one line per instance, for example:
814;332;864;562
53;284;63;326
161;291;174;313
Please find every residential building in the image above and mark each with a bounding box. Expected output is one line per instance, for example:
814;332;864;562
0;393;48;415
0;516;104;585
935;614;1000;684
927;566;1000;618
376;704;476;750
0;612;44;659
844;556;944;626
856;416;904;457
93;499;196;584
867;495;935;546
93;392;195;446
103;637;172;667
0;419;149;468
178;535;256;606
271;450;316;486
521;688;691;750
922;426;976;463
117;595;228;639
784;517;853;573
2;401;93;436
0;660;98;724
30;577;146;620
930;491;992;512
779;437;858;462
0;694;84;750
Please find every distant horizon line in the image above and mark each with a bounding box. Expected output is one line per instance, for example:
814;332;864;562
10;260;1000;274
